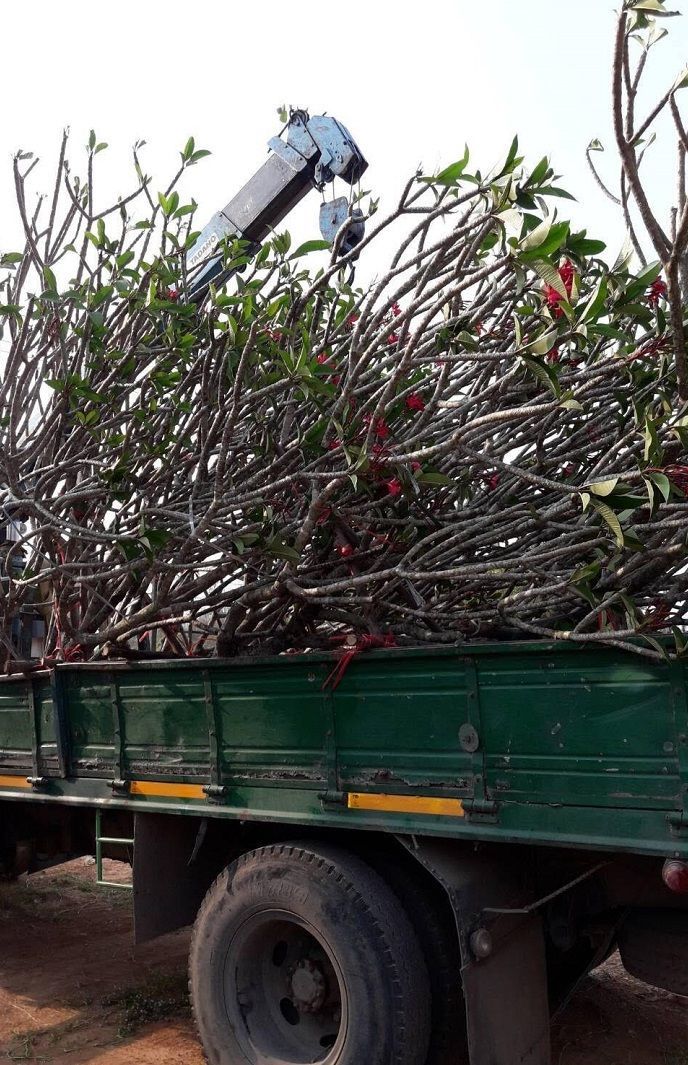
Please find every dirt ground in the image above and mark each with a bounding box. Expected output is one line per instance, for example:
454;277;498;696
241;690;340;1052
0;860;686;1065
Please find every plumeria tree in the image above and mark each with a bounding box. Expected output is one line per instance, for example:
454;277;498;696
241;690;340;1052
1;0;688;663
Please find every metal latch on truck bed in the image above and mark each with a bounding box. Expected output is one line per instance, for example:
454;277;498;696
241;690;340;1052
668;809;688;836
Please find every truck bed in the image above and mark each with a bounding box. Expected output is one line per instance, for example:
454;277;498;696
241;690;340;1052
0;640;686;859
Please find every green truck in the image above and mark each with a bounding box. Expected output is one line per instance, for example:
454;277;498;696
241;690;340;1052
1;639;687;1065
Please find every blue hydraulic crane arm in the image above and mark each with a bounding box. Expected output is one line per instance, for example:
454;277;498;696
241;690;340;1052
185;110;367;300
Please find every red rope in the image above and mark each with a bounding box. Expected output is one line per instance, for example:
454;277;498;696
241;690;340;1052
322;632;396;690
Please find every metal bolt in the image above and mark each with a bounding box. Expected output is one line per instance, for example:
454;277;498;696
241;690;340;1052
469;928;493;960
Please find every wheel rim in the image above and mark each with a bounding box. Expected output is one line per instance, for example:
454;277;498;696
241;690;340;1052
223;908;348;1063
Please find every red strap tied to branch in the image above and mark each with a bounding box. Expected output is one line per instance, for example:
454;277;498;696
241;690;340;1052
322;632;397;691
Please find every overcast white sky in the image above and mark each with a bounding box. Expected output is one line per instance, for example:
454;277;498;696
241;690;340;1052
1;0;687;273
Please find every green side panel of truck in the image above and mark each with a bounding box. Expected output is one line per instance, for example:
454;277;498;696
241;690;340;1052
0;640;687;859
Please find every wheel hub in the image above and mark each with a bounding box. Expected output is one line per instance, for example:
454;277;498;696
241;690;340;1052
290;957;327;1013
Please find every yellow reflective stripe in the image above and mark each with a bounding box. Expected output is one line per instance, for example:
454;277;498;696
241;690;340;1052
347;792;464;818
0;774;32;790
130;781;206;799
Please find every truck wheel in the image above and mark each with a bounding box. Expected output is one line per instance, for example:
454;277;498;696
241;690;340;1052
368;853;467;1065
189;841;431;1065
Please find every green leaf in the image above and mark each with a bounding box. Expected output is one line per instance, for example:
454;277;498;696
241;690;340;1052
43;266;57;293
182;136;195;162
588;477;619;496
0;252;23;267
613;236;634;273
503;135;520;173
647;470;671;501
567;234;607;256
519;220;569;260
91;284;114;308
587;138;605;152
526;327;559;356
529;156;550;186
571;560;602;584
267;538;301;562
644;477;656;513
591;498;625;548
522;355;560;396
537;185;576;201
531;259;568;298
115;250;135;269
188;149;211;165
417;471;453;486
629;0;679;16
578;276;607;324
289;239;331;259
434;146;470;186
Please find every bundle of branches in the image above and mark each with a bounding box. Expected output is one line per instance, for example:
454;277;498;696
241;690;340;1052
1;0;688;662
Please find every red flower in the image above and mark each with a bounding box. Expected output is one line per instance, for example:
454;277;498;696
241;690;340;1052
648;278;668;308
316;506;332;526
337;543;354;557
474;320;484;335
263;327;283;343
405;393;425;412
410;460;422;473
316;351;331;365
645;599;671;631
543;286;565;318
387;332;399;345
559;259;574;296
346;313;360;329
662;464;688;495
545;345;560;364
166;287;180;302
542;260;574;319
331;375;342;387
385;478;402;496
327;438;342;451
484;473;500;492
374;411;391;436
391;302;401;317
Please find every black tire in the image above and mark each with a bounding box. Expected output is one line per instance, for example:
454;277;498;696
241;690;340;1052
189;841;431;1065
368;853;467;1065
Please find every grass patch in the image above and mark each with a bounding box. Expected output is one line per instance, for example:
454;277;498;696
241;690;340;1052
102;970;190;1036
6;1033;45;1062
665;1053;688;1065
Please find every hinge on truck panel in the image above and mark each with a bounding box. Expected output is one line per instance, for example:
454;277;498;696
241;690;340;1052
668;810;688;836
26;776;48;790
670;662;688;835
203;671;224;795
462;797;499;823
202;784;228;803
109;675;126;783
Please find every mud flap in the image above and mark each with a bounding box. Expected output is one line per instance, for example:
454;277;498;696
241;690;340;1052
400;837;551;1065
462;913;550;1065
133;812;219;943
